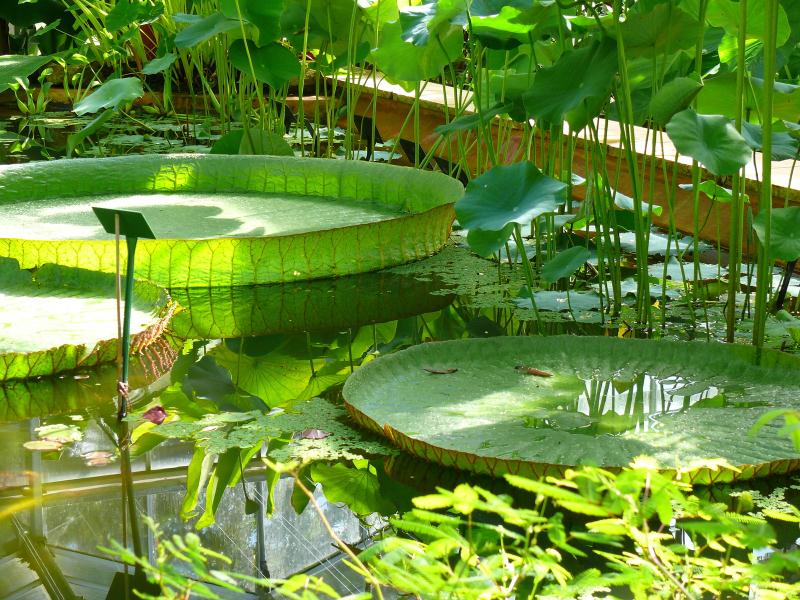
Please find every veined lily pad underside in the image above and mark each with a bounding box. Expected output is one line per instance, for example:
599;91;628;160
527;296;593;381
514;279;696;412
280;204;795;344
0;258;172;381
344;336;800;484
0;154;462;287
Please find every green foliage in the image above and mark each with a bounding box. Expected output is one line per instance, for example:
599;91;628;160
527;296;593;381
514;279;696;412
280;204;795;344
73;78;144;116
104;464;800;600
522;38;618;129
666;108;752;176
649;76;703;127
0;54;53;94
540;246;591;284
753;207;800;261
455;162;566;257
228;39;300;88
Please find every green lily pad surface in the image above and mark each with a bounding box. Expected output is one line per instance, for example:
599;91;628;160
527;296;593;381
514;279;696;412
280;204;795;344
0;259;172;381
0;155;462;287
344;336;800;484
169;270;454;339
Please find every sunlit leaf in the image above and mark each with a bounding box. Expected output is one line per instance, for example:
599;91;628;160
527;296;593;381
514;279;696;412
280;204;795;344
73;78;144;115
753;207;800;261
666;108;751;176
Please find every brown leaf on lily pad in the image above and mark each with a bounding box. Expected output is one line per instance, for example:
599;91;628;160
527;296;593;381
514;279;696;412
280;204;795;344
515;365;553;377
24;440;64;452
142;405;167;425
300;428;331;440
423;368;458;375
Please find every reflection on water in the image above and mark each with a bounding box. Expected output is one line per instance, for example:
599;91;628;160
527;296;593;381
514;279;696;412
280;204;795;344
0;252;472;597
2;239;790;597
522;372;751;436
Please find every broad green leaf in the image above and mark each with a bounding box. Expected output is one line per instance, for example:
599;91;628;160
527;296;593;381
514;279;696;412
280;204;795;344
399;0;466;46
281;0;368;61
707;0;791;46
211;339;316;408
66;108;114;157
211;129;294;156
698;74;800;123
142;53;177;75
666;108;751;176
523;38;617;126
239;130;294;156
649;76;703;126
105;0;164;32
195;447;243;529
678;180;746;204
621;4;702;57
174;12;240;48
0;258;169;381
344;336;800;483
311;462;396;515
370;20;463;90
0;155;462;287
612;190;663;216
150;396;393;462
741;122;800;161
471;3;560;49
241;0;283;43
0;54;52;94
456;161;566;256
514;290;603;314
753;207;800;261
73;78;144;115
181;446;215;519
229;40;300;89
541;246;591;284
208;130;244;154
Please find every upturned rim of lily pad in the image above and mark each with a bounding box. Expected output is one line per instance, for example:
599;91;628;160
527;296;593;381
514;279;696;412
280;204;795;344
0;259;174;382
0;154;463;287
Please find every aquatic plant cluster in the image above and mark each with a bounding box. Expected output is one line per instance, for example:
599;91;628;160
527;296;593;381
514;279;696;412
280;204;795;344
2;0;800;598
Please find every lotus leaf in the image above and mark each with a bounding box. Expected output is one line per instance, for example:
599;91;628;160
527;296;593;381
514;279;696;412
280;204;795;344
344;336;800;483
0;155;462;287
0;258;172;381
666;108;752;177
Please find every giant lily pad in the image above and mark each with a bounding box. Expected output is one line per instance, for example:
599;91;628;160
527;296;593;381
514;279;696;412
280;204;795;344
0;258;172;381
344;336;800;484
169;269;453;339
0;155;462;287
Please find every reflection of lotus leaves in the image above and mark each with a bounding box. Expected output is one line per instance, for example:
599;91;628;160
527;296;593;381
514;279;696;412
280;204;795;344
344;336;800;483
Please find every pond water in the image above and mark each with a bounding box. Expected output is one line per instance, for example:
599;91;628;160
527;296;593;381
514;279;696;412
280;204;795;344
2;109;800;598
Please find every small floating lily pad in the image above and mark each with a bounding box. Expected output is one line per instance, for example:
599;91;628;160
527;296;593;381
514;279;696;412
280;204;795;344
0;258;172;381
0;155;463;287
344;336;800;483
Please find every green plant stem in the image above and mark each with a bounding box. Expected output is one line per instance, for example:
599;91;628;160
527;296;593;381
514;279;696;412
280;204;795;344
726;0;749;342
752;0;779;349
